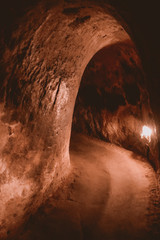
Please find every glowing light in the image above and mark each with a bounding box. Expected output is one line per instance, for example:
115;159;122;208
141;125;152;142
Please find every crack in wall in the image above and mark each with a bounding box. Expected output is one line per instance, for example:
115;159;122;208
52;77;62;109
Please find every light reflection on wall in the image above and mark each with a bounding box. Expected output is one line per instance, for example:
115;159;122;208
141;125;152;143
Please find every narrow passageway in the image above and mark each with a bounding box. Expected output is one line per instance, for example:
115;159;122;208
18;133;159;240
1;2;160;238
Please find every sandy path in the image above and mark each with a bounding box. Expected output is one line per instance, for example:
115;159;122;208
18;133;159;240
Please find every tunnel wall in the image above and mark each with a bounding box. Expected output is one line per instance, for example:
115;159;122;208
0;1;138;238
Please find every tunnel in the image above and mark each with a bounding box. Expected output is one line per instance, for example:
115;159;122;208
71;40;158;160
0;0;160;239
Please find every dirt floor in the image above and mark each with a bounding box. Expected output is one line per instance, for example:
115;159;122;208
17;133;160;240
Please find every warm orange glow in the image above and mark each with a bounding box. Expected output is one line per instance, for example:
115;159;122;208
141;125;152;142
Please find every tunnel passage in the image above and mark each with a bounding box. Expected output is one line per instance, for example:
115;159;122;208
72;39;158;165
0;0;159;239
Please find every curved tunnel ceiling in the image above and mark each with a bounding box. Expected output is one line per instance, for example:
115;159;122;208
0;1;159;239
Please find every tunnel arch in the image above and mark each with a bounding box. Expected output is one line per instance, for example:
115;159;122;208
71;39;156;157
0;1;159;238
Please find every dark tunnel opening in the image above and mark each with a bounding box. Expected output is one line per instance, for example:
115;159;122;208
70;40;158;169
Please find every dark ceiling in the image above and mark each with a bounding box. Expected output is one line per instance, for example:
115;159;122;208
108;0;160;79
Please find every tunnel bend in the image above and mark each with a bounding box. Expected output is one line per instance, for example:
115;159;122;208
0;1;159;239
71;39;158;164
